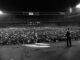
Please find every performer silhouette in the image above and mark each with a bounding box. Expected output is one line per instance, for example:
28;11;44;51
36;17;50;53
66;28;72;47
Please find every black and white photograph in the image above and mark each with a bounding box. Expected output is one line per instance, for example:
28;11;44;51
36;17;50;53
0;0;79;60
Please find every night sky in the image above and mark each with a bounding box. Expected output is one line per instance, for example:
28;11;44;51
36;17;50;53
0;0;78;23
0;0;78;12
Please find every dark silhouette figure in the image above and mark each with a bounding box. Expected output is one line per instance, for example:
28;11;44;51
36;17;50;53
66;28;72;47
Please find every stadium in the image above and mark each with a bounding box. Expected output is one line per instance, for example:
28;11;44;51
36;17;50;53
1;0;80;60
0;9;79;60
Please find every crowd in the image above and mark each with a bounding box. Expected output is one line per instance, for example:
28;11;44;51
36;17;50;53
0;27;79;45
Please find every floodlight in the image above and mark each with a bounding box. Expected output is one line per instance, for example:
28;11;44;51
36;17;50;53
76;3;80;8
0;10;4;14
28;12;34;15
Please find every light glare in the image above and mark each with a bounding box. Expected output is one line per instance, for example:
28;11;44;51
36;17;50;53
23;43;50;48
0;11;4;14
76;3;80;8
69;8;72;13
28;12;34;15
